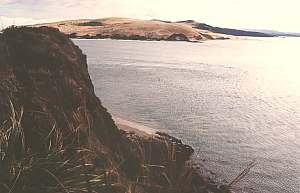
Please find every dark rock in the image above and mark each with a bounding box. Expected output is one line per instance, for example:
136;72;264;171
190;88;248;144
78;34;93;39
111;33;128;40
127;34;147;40
167;33;190;41
95;34;109;39
68;32;78;38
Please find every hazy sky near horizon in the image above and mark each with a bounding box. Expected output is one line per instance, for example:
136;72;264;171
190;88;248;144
1;0;300;32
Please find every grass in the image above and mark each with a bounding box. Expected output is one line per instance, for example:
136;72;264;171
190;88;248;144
0;99;200;193
0;99;241;193
77;21;103;27
0;100;113;193
120;135;228;193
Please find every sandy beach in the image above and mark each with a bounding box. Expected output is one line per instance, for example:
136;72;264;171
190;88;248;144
113;116;157;137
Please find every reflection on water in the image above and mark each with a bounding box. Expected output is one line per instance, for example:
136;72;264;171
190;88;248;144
74;38;300;193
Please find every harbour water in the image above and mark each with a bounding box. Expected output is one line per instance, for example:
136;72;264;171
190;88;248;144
75;38;300;193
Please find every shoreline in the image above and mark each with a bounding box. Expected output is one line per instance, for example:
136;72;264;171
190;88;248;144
113;115;231;192
113;115;157;137
70;36;230;43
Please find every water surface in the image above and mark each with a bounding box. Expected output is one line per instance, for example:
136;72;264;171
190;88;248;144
74;38;300;193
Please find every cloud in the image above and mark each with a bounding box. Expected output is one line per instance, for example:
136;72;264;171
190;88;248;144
0;16;55;29
0;0;115;19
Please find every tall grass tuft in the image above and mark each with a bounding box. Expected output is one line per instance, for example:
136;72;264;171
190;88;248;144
0;101;115;193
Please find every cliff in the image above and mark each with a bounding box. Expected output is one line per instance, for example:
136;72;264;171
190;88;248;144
0;26;229;193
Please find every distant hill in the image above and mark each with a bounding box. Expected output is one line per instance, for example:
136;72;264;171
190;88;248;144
32;17;275;42
180;21;274;37
32;17;229;42
243;29;300;37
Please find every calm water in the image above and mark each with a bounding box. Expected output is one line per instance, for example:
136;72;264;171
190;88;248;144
74;38;300;193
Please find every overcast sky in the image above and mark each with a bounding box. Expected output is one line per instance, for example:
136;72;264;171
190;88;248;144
1;0;300;32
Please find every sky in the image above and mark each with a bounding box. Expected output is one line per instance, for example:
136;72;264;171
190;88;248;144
1;0;300;32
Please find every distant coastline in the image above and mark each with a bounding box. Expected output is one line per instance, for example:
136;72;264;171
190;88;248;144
31;17;275;43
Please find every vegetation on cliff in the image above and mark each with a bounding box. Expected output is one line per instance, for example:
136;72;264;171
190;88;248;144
0;26;230;193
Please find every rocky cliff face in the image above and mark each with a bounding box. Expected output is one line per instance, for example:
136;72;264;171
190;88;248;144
0;26;227;193
0;27;121;151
